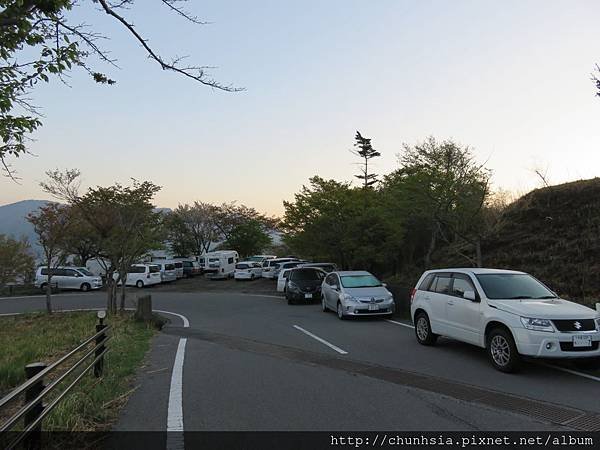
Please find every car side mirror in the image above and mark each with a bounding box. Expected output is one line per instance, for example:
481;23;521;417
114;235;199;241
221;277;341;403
382;282;387;287
331;284;339;291
463;290;477;301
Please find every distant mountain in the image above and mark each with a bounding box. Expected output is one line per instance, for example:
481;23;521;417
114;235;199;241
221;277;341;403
0;200;49;255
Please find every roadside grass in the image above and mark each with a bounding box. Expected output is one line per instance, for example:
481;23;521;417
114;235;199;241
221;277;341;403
0;311;158;431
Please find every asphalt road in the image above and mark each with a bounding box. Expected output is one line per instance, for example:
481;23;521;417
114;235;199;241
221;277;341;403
1;288;599;432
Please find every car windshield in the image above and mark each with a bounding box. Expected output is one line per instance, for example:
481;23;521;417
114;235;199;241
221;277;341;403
236;263;249;269
290;269;324;281
77;268;94;276
475;274;556;300
340;274;382;288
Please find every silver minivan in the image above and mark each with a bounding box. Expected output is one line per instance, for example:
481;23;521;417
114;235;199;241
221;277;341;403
34;266;103;292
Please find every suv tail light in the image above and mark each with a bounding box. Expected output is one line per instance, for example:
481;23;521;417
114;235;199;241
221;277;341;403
410;288;417;304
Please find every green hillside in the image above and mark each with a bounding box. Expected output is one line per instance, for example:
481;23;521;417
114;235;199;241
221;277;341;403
435;178;600;306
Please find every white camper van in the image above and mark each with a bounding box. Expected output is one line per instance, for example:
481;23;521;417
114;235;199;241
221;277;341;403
203;250;239;279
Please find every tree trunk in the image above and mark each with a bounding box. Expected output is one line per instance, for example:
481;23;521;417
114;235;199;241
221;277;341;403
119;278;127;312
475;238;483;268
106;271;116;315
45;274;53;314
135;295;153;322
424;226;438;268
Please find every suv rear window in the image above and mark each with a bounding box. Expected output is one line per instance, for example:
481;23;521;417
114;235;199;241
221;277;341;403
290;269;324;281
418;274;435;291
432;276;451;294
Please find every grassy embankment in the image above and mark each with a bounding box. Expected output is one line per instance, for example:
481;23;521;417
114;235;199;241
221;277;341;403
0;311;158;431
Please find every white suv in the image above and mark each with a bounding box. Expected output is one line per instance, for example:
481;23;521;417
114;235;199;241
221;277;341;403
410;268;600;372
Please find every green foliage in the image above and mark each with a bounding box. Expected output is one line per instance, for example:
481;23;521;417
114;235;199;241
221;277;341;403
282;137;491;277
222;219;272;258
0;234;35;286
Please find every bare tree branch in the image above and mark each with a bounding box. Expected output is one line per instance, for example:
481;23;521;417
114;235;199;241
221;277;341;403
96;0;242;92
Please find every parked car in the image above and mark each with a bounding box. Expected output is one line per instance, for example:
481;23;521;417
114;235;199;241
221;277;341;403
181;260;201;277
115;264;162;288
172;261;184;279
410;268;600;373
272;260;305;279
321;271;394;319
153;262;177;283
298;262;338;273
34;266;103;292
246;255;277;263
261;258;297;279
285;268;326;304
234;262;263;280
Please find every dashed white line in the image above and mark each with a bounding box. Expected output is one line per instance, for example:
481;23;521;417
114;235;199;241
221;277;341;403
385;319;415;329
293;325;348;355
538;363;600;383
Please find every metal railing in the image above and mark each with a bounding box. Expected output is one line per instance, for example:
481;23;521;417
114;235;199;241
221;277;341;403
0;315;110;450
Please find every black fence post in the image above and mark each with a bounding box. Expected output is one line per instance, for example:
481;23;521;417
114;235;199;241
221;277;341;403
23;362;47;450
94;313;107;378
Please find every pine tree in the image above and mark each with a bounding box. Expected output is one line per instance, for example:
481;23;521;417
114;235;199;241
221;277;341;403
352;131;381;189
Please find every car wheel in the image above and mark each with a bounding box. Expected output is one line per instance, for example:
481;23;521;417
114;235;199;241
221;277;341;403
336;302;346;320
40;283;47;292
136;280;144;289
322;297;328;312
487;328;520;373
80;283;91;292
414;312;437;346
251;274;255;280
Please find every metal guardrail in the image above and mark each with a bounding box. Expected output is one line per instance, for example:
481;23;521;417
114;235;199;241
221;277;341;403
0;315;111;450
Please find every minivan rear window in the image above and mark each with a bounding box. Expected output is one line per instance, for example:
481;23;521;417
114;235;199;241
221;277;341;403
129;266;146;274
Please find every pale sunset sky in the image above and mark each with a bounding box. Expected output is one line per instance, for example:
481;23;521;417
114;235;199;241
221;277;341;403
1;0;599;216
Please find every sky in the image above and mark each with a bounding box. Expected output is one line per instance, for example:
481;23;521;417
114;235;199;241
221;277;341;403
1;0;599;215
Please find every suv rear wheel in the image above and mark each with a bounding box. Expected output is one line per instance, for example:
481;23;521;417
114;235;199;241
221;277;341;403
487;328;520;373
414;312;437;345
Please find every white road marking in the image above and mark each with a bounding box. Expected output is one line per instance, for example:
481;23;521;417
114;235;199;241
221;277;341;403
154;309;190;328
386;319;415;329
166;337;187;449
293;325;348;355
538;362;600;383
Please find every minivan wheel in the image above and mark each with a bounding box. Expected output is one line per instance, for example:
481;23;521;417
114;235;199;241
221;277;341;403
136;280;144;289
487;328;520;373
414;312;437;346
80;283;91;292
336;302;346;320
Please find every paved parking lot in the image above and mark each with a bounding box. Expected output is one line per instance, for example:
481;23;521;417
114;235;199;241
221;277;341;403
1;286;599;432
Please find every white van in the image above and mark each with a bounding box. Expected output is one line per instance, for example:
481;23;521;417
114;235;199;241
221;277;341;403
34;266;103;292
115;264;162;288
262;258;297;279
153;262;177;283
204;251;238;279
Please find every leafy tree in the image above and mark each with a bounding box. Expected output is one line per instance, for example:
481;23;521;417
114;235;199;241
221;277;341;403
27;203;70;313
213;202;277;242
61;207;100;266
0;234;35;286
41;169;164;313
222;219;272;258
396;137;490;267
1;0;241;178
351;131;381;189
168;202;220;256
165;211;195;257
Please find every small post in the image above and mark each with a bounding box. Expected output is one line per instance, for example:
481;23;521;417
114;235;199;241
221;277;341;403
135;295;153;322
24;362;47;450
94;311;107;378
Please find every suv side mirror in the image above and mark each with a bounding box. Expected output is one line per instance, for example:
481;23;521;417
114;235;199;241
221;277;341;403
331;284;339;291
382;282;387;287
463;290;477;301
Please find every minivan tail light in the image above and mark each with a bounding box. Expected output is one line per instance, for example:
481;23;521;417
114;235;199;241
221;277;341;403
410;288;417;304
